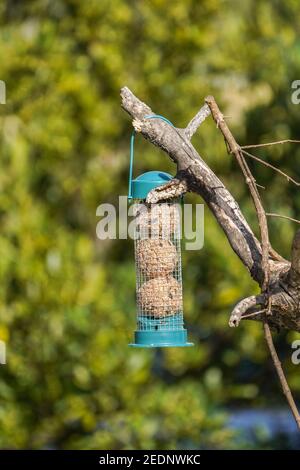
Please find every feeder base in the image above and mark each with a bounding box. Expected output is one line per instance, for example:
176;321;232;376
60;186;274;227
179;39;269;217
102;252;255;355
129;329;194;348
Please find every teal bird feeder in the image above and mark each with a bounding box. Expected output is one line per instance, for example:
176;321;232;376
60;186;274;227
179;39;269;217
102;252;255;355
127;116;193;348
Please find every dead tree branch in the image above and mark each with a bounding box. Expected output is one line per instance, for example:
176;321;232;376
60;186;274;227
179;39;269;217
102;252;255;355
185;103;211;139
120;87;300;333
229;294;266;327
121;86;265;284
204;96;300;428
121;87;300;429
147;178;188;204
204;96;271;291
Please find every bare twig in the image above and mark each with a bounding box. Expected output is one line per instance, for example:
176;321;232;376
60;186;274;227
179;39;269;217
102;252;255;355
241;139;300;150
241;149;300;187
241;309;266;319
266;213;300;225
263;319;300;430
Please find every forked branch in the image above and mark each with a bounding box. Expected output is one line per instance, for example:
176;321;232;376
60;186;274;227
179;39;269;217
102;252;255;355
121;87;300;428
121;86;265;284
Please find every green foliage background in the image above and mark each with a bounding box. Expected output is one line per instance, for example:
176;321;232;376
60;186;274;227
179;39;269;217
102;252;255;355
0;0;300;449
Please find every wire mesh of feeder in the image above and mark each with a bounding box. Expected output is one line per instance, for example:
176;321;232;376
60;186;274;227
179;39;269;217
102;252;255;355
134;201;184;331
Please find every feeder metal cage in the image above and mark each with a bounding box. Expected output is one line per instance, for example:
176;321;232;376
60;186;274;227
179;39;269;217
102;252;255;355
128;118;193;348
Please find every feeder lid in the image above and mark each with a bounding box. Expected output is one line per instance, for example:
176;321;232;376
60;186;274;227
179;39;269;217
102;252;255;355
130;171;172;199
